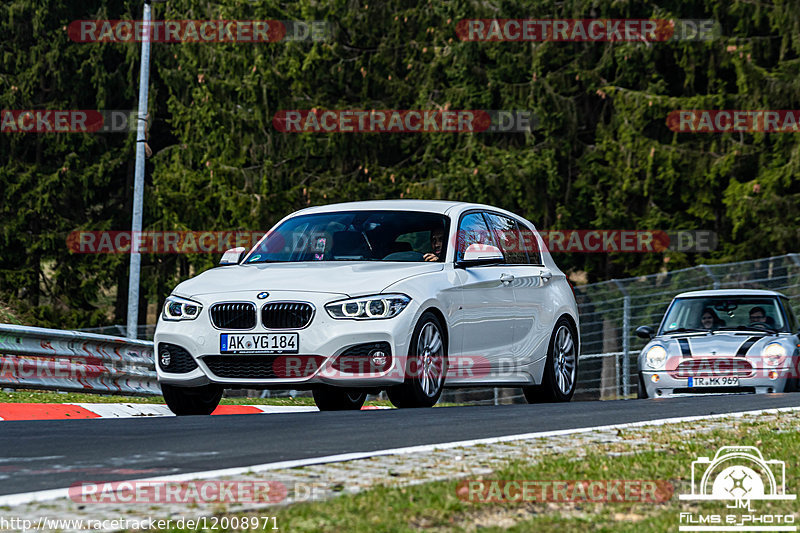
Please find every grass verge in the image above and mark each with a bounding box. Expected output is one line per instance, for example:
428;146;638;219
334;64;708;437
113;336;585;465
0;390;470;408
0;390;319;406
177;413;799;532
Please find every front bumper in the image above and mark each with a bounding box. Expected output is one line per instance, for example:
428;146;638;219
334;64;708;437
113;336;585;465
154;290;418;388
641;368;794;397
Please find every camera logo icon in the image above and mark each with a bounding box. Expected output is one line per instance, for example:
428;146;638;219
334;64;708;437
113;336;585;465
680;446;795;502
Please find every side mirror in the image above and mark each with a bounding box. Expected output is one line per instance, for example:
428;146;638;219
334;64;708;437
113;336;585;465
458;243;504;266
220;247;246;266
636;325;654;340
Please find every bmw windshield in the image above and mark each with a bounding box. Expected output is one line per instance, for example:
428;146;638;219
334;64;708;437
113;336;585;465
659;296;789;334
244;210;449;263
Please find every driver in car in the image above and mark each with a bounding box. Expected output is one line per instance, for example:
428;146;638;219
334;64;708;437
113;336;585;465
423;227;445;262
749;306;767;323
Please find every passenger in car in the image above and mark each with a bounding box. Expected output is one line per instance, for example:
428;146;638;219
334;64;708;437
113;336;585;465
700;307;725;329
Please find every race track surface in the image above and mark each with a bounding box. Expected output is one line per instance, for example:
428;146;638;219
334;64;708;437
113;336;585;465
3;393;799;496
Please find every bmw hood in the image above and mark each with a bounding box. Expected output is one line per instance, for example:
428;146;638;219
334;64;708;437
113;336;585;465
173;262;445;298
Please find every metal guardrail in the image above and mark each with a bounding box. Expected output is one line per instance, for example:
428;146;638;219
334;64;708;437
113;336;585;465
0;324;159;395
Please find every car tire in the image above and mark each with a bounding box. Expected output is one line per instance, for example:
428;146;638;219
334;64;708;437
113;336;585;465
312;387;367;411
523;318;578;403
387;312;447;408
637;372;649;399
161;383;223;416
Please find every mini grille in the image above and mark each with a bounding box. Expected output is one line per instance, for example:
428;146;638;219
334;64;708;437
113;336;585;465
261;302;313;329
674;358;754;378
210;302;256;329
202;355;324;379
157;343;198;373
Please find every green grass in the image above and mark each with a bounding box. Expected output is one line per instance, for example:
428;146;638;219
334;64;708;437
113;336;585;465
0;390;371;407
163;414;800;532
0;390;470;408
0;390;319;406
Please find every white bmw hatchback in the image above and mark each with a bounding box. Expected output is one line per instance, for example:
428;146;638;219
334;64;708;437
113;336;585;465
154;200;580;414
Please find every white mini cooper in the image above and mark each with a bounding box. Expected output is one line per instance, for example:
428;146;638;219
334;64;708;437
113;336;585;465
154;200;580;414
637;289;800;398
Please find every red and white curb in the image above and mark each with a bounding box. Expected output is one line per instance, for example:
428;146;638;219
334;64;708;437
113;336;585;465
0;403;389;421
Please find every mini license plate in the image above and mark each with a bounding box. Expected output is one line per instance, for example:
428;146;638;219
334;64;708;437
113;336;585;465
688;376;739;387
220;333;299;354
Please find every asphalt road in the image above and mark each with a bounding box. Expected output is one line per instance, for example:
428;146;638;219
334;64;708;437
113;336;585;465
3;393;800;496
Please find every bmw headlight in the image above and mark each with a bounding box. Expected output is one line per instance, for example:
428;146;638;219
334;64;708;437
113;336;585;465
325;294;411;320
162;295;202;321
645;345;667;369
762;342;787;366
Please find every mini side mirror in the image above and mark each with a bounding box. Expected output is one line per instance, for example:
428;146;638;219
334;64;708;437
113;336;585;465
220;247;246;265
636;325;654;340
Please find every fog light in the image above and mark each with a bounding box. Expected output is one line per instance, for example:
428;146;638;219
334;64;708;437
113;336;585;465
370;350;388;368
769;370;778;380
159;349;171;368
650;374;660;383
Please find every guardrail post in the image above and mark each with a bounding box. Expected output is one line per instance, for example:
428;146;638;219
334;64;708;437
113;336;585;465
788;253;800;267
700;264;720;289
613;280;630;398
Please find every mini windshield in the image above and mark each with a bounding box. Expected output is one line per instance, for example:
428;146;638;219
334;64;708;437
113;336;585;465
244;211;449;263
659;296;788;334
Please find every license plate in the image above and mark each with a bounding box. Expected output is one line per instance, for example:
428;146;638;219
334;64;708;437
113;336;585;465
220;333;299;354
688;376;739;387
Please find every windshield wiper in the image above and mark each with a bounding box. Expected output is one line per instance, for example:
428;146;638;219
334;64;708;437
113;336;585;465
663;328;708;334
715;325;778;333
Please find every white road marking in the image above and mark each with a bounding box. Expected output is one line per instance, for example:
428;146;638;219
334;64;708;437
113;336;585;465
1;405;798;506
69;403;175;418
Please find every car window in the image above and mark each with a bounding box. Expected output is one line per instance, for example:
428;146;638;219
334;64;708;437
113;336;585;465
456;212;495;262
244;211;448;263
659;296;789;333
483;213;528;265
517;224;542;265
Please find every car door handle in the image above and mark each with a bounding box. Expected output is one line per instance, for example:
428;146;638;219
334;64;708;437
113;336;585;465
500;273;515;284
540;270;552;282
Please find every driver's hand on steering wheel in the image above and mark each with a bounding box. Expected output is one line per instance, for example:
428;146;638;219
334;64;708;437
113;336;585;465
423;253;439;262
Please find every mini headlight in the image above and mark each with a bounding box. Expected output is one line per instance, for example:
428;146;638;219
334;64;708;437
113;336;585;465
325;294;410;320
645;345;667;369
162;295;203;321
763;342;787;366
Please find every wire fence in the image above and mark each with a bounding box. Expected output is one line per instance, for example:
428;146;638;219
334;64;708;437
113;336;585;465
571;252;800;401
79;253;800;404
442;253;800;404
